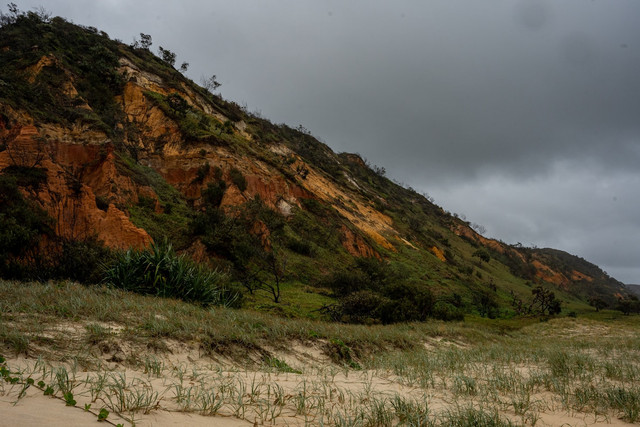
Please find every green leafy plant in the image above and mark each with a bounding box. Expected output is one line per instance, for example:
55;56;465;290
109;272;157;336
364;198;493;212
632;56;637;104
98;408;109;421
265;356;302;374
63;391;76;406
103;239;238;307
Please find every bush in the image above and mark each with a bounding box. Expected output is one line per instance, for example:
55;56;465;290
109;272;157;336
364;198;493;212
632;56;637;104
0;174;54;277
472;249;491;263
380;283;434;323
55;238;114;284
202;181;226;209
327;281;436;324
432;301;465;321
286;236;314;256
323;268;368;297
334;290;388;324
193;163;210;183
1;166;47;188
229;167;247;192
103;240;239;307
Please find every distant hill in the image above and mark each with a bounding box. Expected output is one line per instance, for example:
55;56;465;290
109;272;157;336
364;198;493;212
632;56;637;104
626;285;640;298
0;9;627;321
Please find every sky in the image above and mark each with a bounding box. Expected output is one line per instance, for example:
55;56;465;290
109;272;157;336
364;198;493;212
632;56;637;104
10;1;640;284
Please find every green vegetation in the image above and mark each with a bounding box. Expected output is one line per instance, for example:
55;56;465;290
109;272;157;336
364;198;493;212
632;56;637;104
0;173;53;278
320;258;459;324
115;153;193;249
229;167;247;192
0;280;638;425
103;240;238;307
0;9;124;134
1;9;637;420
0;7;631;327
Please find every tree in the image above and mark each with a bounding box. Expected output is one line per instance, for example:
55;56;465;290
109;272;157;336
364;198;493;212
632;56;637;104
616;295;639;316
0;174;53;276
471;223;487;235
530;285;561;316
201;74;221;93
243;244;287;303
588;297;607;312
179;62;189;73
475;290;499;318
193;191;287;303
0;3;19;26
510;290;531;316
139;33;152;50
372;164;386;177
472;248;491;263
158;46;176;67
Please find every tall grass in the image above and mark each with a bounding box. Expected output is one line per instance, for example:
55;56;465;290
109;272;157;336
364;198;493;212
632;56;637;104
103;240;238;307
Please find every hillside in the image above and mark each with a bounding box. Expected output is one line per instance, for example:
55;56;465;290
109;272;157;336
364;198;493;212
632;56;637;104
627;285;640;298
0;10;630;320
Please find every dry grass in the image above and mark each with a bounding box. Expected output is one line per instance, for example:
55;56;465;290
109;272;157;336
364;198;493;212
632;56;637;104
1;280;639;426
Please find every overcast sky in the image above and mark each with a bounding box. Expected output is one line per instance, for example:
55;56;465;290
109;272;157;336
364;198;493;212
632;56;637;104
11;1;640;284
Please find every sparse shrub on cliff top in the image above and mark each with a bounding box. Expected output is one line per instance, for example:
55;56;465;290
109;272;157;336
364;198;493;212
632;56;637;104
103;239;239;307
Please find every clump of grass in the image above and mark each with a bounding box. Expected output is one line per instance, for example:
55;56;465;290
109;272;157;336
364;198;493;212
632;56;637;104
104;373;159;414
442;405;515;426
84;323;110;345
103;239;238;307
327;339;361;370
264;356;302;374
0;329;30;354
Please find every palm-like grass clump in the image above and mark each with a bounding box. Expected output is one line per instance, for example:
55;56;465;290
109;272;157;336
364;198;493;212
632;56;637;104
104;240;236;307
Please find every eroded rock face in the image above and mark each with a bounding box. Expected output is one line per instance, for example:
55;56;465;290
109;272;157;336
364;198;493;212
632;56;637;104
340;225;380;259
430;246;446;262
0;124;151;250
1;56;390;258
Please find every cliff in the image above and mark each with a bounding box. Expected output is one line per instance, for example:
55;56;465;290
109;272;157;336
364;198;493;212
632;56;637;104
0;12;626;312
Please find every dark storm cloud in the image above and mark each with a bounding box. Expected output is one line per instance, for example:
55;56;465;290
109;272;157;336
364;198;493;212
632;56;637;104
12;1;640;283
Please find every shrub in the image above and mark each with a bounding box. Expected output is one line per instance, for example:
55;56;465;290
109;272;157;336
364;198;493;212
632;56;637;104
474;290;499;318
103;240;239;307
335;290;388;324
285;236;313;256
1;165;47;188
328;282;436;324
531;285;562;316
202;181;226;209
432;301;464;321
229;167;247;192
472;249;491;263
323;268;368;297
212;166;223;180
55;238;114;284
193;163;210;183
380;283;435;323
0;174;54;277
